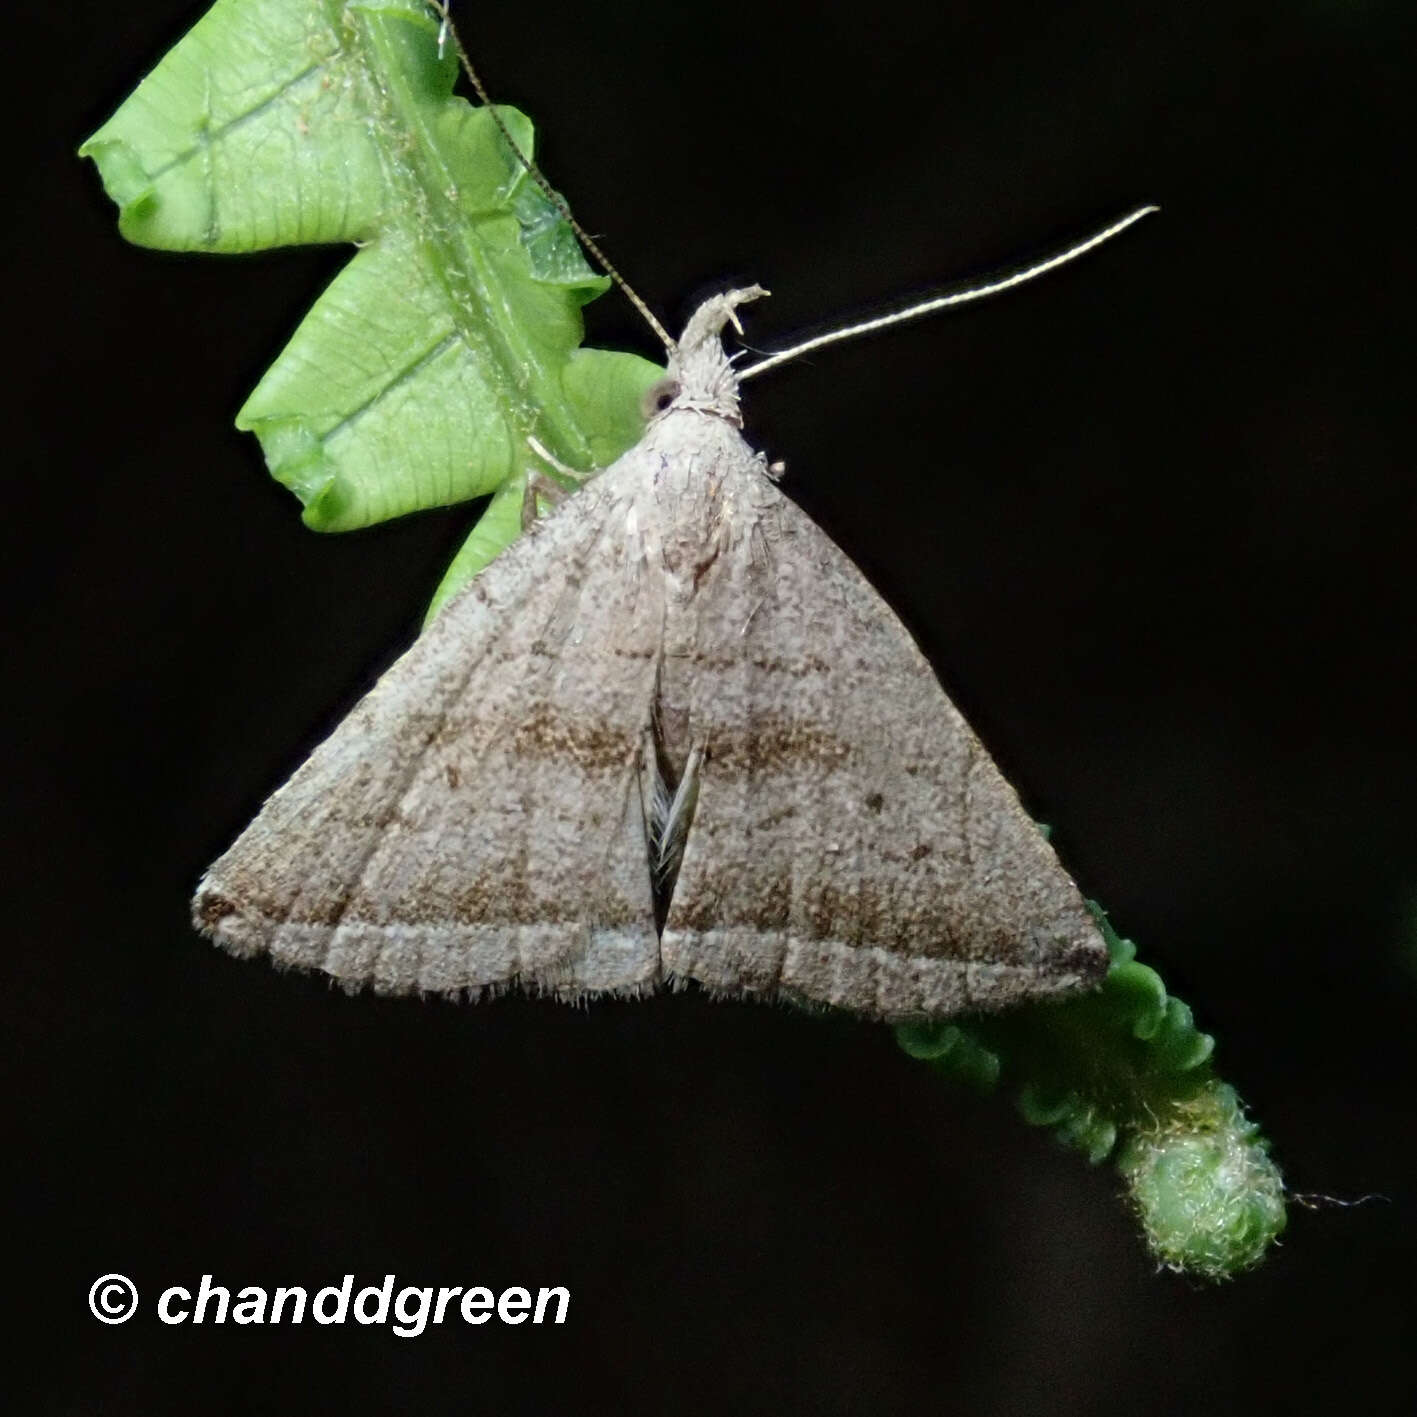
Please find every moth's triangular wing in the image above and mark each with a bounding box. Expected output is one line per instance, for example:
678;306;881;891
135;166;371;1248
660;467;1108;1021
194;465;665;1000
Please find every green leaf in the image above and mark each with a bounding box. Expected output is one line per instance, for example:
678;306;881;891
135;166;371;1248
421;469;529;624
80;0;661;571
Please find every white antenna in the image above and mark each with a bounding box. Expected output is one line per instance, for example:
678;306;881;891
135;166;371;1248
739;206;1158;381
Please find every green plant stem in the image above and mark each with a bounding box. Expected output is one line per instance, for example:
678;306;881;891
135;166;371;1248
897;905;1286;1279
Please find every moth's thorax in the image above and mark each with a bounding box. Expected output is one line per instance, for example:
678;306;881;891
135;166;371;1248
618;285;773;588
633;410;761;589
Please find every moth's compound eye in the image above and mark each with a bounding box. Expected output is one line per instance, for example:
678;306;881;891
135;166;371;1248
641;377;680;420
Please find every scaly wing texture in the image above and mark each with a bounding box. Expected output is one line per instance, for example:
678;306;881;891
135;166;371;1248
660;447;1108;1021
194;462;664;998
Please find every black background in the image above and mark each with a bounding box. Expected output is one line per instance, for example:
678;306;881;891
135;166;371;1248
11;0;1415;1411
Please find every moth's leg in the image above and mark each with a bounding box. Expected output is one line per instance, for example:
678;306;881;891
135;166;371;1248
754;449;787;481
637;726;706;933
521;436;594;531
520;472;570;532
637;728;671;933
655;744;703;890
637;728;667;862
527;434;592;482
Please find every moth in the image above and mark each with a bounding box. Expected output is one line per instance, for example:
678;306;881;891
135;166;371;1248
194;275;1124;1020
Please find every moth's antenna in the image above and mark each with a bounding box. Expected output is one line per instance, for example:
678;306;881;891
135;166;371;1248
426;1;676;355
738;206;1158;381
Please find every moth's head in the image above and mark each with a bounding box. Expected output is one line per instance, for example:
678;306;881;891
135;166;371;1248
643;286;769;427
